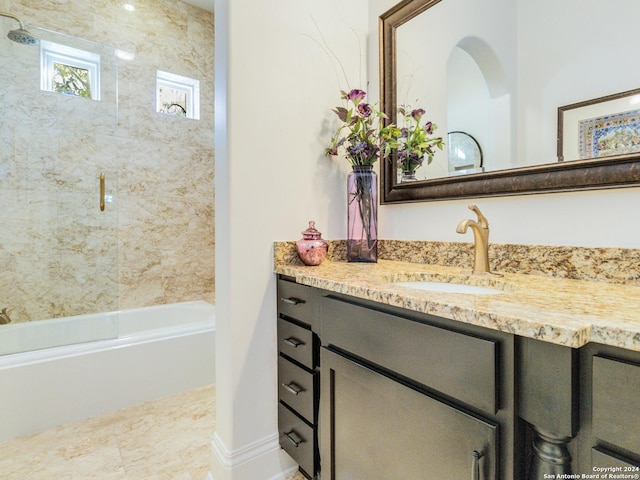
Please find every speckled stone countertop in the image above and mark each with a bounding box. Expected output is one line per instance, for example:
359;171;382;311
274;241;640;352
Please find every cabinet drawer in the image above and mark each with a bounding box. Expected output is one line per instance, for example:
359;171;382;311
278;280;316;327
278;317;315;369
278;355;317;423
322;296;498;414
279;402;316;478
593;356;640;454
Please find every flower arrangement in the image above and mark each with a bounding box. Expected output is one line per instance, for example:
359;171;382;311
396;105;444;173
325;89;399;166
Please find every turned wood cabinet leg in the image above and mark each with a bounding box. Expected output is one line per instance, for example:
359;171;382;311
527;427;573;480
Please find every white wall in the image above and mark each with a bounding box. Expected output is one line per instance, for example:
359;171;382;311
213;0;368;478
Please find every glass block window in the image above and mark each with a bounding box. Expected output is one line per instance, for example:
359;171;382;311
156;70;200;120
41;40;100;100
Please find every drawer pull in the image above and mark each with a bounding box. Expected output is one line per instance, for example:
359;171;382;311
283;336;304;348
284;430;304;448
472;450;483;480
280;296;305;305
282;382;304;395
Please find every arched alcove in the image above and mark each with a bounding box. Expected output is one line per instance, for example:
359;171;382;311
446;37;512;172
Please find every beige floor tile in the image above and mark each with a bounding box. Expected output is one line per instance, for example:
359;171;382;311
0;384;215;480
284;473;307;480
0;384;309;480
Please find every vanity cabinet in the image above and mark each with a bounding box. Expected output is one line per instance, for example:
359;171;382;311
319;294;519;480
577;343;640;473
277;278;320;479
276;277;640;479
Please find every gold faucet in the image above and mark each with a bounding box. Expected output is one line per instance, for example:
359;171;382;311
456;204;501;276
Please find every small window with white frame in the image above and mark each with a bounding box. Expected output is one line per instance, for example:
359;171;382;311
40;40;100;100
156;70;200;120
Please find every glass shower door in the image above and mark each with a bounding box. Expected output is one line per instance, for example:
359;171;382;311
0;24;119;351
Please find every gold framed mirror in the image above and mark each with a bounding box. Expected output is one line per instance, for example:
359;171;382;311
379;0;640;203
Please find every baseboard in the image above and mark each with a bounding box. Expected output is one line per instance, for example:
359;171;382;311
208;430;298;480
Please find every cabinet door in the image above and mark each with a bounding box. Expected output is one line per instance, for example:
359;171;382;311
320;347;498;480
592;356;640;455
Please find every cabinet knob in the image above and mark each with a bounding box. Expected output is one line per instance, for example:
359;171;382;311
283;430;304;448
472;450;483;480
282;382;304;396
280;297;305;305
283;336;304;348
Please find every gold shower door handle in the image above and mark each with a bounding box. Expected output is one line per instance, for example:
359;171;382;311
100;174;105;211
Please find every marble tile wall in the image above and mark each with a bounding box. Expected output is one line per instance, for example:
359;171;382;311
274;240;640;285
0;0;214;322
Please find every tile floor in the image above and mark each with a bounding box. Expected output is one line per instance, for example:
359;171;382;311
0;385;306;480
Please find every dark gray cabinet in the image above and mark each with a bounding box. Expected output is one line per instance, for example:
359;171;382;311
319;294;518;480
577;344;640;474
277;278;320;479
591;356;640;456
276;276;640;479
321;347;498;479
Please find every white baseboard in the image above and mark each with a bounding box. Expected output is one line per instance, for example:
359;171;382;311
208;430;298;480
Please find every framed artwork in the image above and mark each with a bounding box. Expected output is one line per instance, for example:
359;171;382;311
558;88;640;162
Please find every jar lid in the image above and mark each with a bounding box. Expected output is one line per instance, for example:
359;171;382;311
301;221;322;240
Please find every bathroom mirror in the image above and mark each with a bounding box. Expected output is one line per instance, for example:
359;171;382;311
379;0;640;203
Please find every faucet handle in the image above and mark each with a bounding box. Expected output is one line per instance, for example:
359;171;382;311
468;204;489;228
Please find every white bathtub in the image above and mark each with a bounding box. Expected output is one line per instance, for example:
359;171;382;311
0;301;215;443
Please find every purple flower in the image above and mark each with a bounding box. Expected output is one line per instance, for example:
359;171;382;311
411;108;425;121
347;140;379;162
345;89;366;104
357;103;372;118
424;121;434;135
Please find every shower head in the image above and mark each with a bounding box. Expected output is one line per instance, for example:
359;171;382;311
0;11;39;46
7;28;39;45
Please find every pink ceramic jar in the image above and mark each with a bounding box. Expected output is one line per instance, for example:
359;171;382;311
296;221;329;266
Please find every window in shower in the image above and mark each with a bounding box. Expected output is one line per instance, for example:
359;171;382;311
156;70;200;119
41;40;100;100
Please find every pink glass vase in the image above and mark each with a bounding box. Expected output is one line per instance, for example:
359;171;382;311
347;165;378;262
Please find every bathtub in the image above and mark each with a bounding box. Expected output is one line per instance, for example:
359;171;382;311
0;301;215;443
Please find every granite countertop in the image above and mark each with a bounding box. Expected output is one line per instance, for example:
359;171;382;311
274;259;640;352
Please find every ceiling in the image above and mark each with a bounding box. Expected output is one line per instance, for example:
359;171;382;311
182;0;214;13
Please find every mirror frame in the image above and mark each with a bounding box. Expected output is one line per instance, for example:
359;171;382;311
379;0;640;203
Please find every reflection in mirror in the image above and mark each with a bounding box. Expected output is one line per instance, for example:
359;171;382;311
448;132;483;176
393;0;514;181
379;0;640;203
558;88;640;163
447;48;489;175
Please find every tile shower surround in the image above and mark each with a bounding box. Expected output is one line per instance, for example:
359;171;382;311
0;0;214;323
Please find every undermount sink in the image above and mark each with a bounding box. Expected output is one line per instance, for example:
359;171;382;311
393;281;504;295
